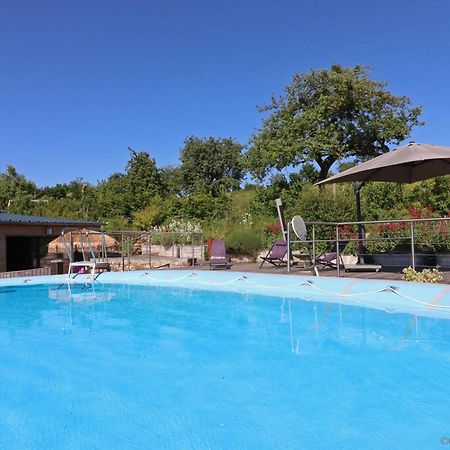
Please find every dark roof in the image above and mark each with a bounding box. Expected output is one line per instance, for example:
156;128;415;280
0;213;101;227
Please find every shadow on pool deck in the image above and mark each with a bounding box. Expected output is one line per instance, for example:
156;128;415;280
174;261;450;284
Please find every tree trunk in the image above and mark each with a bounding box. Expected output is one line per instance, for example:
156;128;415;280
316;158;335;182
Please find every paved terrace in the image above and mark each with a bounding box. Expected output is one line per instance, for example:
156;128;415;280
174;261;450;284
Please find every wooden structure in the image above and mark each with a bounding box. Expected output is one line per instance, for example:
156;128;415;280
0;213;101;274
48;229;118;254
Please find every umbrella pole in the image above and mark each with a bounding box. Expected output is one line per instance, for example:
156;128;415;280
355;182;366;264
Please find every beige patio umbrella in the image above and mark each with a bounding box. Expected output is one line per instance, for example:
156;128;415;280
316;142;450;185
48;229;119;254
316;142;450;262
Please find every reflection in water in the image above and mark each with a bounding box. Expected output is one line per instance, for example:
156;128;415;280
48;283;116;304
281;296;450;356
0;282;449;449
47;283;117;330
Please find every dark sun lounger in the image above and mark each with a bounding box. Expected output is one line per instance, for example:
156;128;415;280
209;239;232;270
259;240;287;269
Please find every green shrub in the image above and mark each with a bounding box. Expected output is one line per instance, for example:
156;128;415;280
285;185;355;253
165;193;231;221
225;229;266;260
202;219;233;241
249;175;291;216
361;182;405;221
132;200;166;229
230;189;257;215
365;207;450;254
151;233;175;247
104;216;131;231
365;222;410;254
286;184;355;223
404;176;450;216
151;220;203;246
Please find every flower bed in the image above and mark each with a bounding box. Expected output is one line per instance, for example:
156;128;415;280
364;208;448;252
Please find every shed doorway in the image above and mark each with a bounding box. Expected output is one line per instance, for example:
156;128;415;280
6;236;40;272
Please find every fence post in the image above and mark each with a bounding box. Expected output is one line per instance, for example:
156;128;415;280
121;233;125;271
312;225;316;264
201;234;205;263
336;225;340;278
410;222;415;270
69;231;74;262
191;233;195;266
127;237;131;271
287;221;291;273
148;233;152;269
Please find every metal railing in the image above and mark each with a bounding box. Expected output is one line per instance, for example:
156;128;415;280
287;216;450;276
51;229;206;272
107;231;205;271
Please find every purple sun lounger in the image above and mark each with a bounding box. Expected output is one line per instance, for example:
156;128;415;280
259;240;287;269
315;240;348;269
209;239;232;270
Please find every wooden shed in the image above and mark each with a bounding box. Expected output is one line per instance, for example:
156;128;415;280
0;213;101;274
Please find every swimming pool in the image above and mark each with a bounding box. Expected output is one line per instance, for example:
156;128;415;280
0;271;449;449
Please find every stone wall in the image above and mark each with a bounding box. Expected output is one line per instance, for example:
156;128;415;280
141;244;204;259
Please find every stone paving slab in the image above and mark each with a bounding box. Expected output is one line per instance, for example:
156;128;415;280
181;261;450;284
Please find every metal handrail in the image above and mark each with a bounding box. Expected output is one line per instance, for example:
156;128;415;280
304;216;450;226
287;216;450;275
290;236;412;244
104;230;205;271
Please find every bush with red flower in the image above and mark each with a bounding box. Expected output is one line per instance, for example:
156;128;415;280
365;205;450;254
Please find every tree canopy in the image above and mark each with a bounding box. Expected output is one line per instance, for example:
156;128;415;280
159;166;183;197
96;173;131;218
2;63;442;246
247;65;423;181
125;149;161;211
0;166;37;212
179;137;244;196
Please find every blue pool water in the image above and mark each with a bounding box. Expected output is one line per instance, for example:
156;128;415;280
0;281;449;449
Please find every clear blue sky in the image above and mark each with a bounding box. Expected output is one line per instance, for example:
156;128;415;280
1;0;449;186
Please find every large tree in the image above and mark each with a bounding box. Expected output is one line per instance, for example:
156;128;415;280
35;178;99;220
247;65;423;181
96;173;131;219
179;137;244;196
159;166;183;197
125;148;161;210
0;165;37;212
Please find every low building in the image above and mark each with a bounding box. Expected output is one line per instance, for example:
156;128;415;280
0;213;101;273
